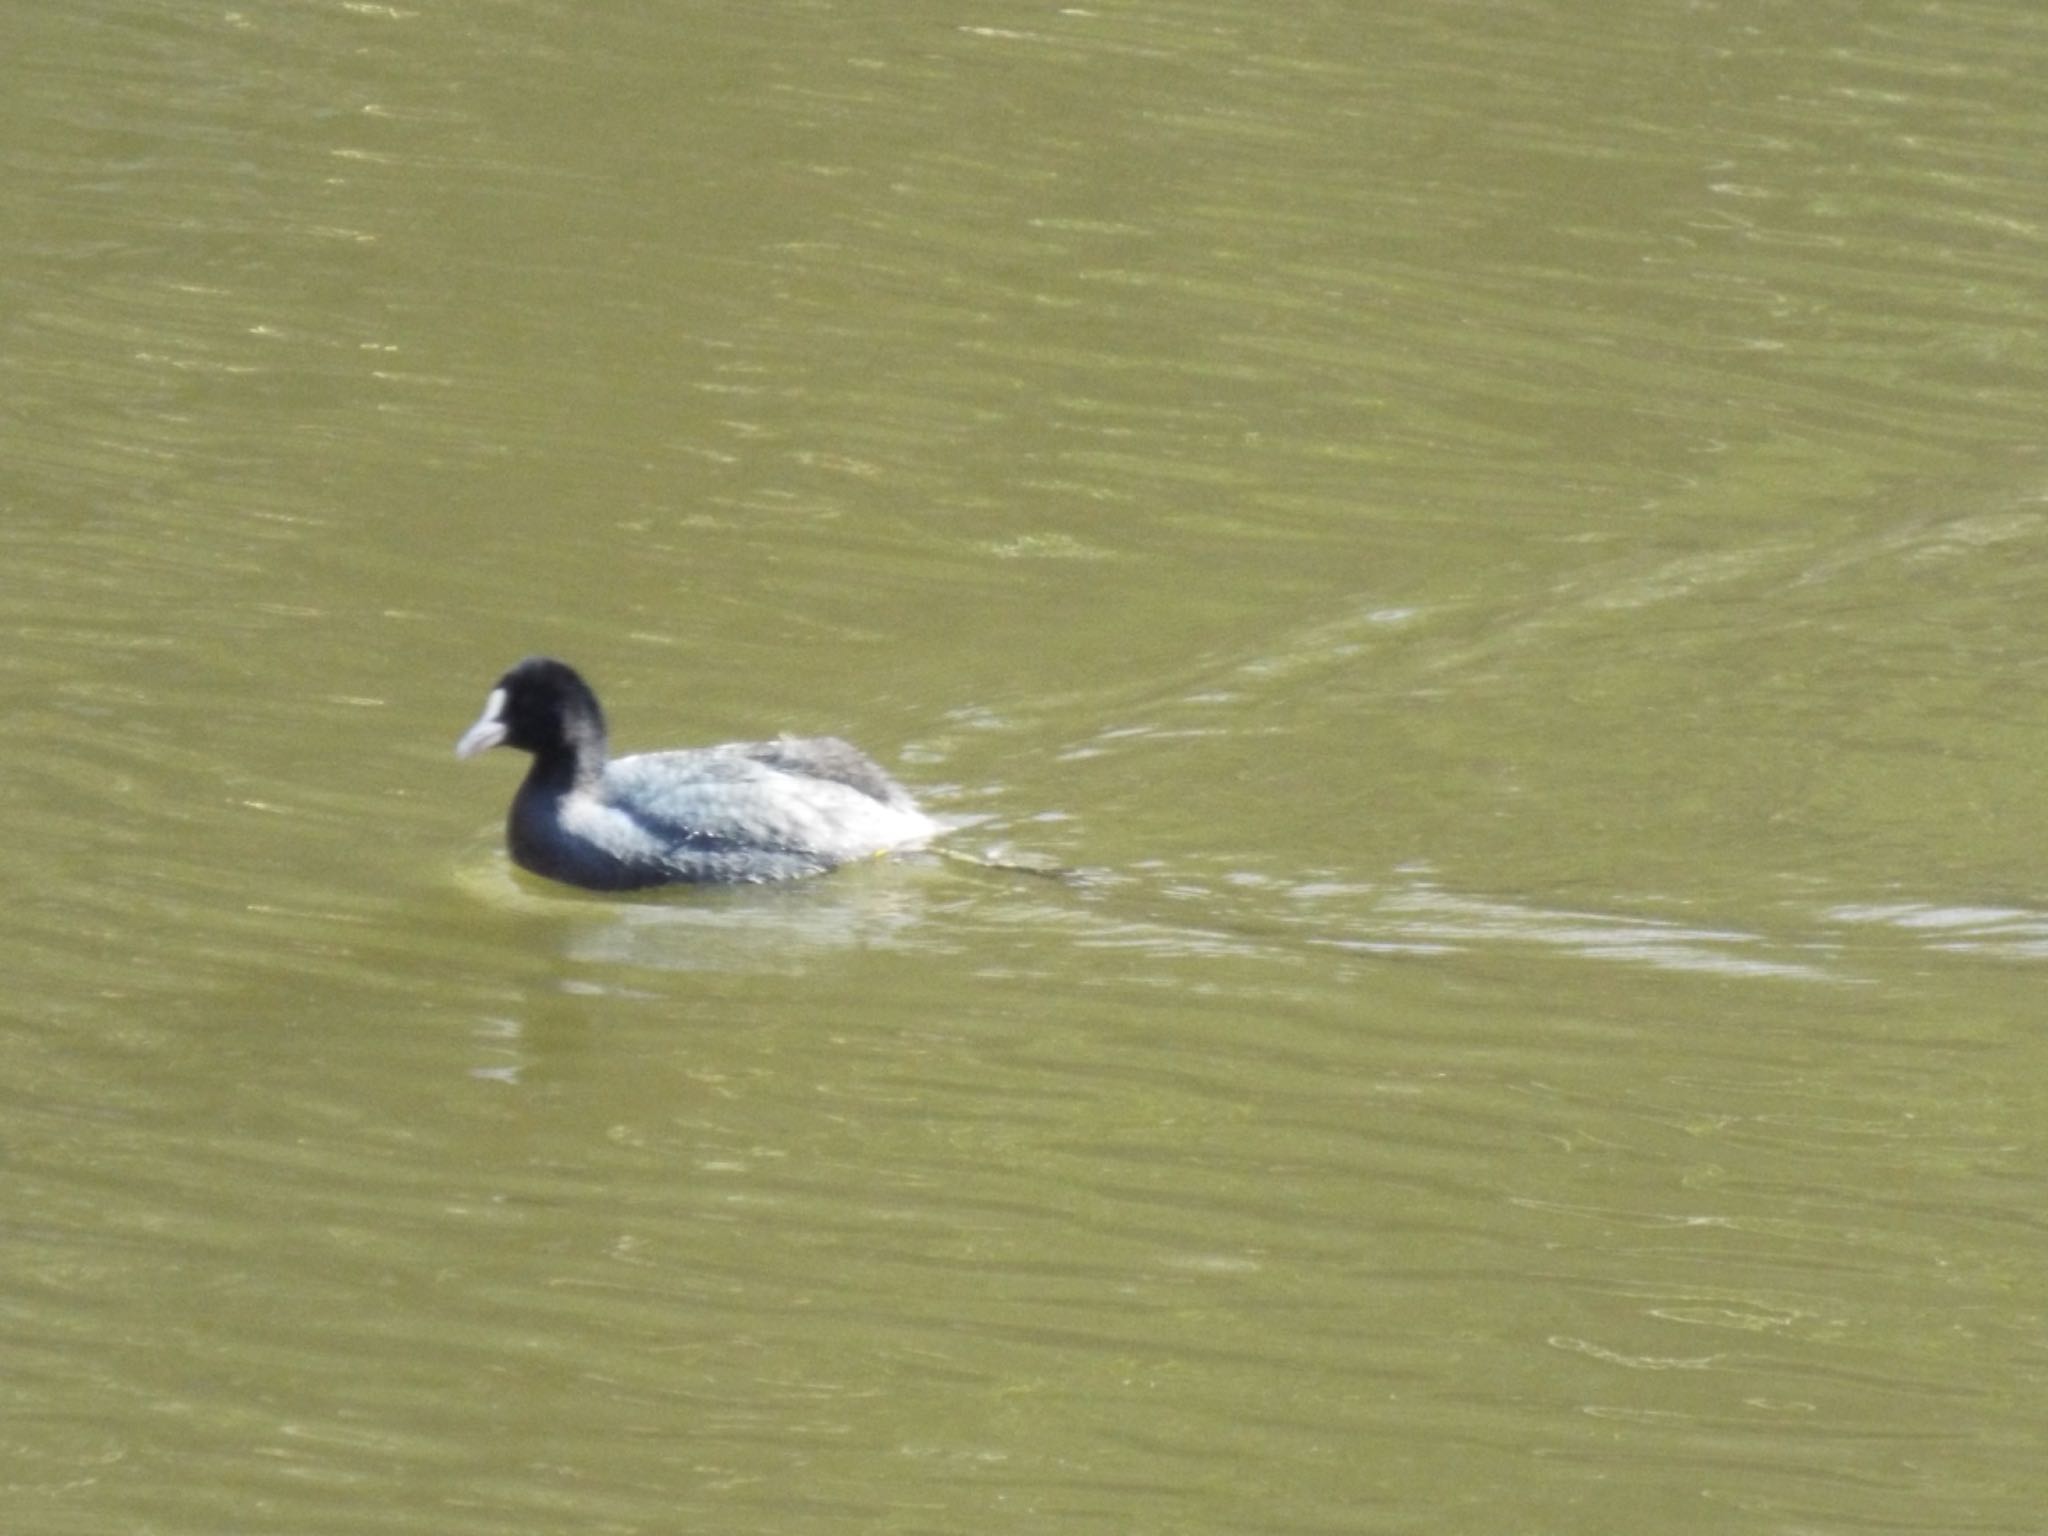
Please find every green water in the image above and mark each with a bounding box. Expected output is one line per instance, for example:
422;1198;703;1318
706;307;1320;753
6;1;2048;1531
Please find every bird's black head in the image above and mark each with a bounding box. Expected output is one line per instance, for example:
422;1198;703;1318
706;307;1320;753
455;656;608;776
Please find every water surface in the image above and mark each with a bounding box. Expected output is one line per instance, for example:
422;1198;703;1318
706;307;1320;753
6;1;2048;1532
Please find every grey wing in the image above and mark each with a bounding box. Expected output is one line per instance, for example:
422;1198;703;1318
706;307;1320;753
737;735;921;812
599;747;928;872
600;750;806;847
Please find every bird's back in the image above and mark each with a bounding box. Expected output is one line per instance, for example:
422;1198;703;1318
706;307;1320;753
533;740;938;884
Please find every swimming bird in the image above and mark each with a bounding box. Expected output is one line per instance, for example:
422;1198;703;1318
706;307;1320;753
455;657;940;889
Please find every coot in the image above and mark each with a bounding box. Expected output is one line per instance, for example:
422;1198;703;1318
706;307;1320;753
455;657;940;889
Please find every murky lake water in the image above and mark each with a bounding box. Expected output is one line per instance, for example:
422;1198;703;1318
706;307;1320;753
7;1;2048;1531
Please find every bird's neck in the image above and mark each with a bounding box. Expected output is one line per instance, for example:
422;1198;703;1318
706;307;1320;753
525;728;605;793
